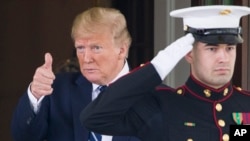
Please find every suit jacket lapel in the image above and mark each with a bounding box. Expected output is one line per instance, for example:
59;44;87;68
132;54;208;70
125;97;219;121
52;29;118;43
71;74;92;141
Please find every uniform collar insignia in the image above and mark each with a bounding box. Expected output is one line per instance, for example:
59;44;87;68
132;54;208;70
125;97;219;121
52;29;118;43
185;76;232;102
232;112;250;125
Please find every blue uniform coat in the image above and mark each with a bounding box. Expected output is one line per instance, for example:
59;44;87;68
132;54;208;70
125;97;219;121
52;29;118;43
81;63;250;141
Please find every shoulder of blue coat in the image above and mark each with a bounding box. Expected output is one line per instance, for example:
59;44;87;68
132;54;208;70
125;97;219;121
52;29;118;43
155;84;174;91
155;84;186;96
233;85;250;95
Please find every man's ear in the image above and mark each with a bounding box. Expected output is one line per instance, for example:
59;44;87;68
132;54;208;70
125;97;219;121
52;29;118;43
118;44;128;59
185;51;193;64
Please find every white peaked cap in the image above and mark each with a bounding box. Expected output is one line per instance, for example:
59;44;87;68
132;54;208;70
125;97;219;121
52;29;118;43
169;5;250;44
170;5;250;29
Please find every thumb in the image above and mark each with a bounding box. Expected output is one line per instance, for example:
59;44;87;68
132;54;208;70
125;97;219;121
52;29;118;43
44;52;53;70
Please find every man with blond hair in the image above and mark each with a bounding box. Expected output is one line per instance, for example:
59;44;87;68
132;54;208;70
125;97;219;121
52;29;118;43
11;7;140;141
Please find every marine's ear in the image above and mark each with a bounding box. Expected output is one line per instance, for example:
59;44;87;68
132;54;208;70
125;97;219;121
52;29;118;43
184;51;193;64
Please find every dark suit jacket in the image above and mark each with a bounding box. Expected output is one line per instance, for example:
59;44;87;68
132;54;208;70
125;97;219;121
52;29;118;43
81;63;250;141
11;72;140;141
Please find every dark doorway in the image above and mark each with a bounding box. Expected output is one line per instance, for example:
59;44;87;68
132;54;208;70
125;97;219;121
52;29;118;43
112;0;154;69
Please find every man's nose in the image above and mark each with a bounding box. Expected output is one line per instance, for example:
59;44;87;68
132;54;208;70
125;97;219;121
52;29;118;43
218;49;229;62
83;49;93;63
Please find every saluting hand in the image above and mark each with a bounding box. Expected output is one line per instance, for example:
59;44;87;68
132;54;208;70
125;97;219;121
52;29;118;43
30;53;55;100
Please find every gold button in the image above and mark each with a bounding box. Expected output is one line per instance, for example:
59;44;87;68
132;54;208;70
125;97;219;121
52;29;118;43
218;119;225;127
204;89;211;97
236;87;242;91
223;88;228;96
215;103;222;112
177;89;183;95
222;134;229;141
187;138;193;141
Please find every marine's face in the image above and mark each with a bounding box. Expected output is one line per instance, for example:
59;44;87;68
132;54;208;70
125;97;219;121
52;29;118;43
74;31;127;85
185;42;236;89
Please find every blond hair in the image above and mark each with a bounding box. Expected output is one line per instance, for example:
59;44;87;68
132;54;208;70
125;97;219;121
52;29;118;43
71;7;132;48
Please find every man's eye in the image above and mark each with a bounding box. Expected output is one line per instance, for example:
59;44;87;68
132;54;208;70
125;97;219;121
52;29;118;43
95;45;103;50
94;46;101;50
228;45;236;49
209;48;216;51
227;46;235;51
76;46;85;52
205;47;216;51
92;46;103;53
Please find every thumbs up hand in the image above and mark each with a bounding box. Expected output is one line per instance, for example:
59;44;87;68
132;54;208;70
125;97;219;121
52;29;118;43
30;53;56;100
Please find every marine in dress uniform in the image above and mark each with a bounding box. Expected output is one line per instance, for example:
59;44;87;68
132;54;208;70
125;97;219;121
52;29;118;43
80;5;250;141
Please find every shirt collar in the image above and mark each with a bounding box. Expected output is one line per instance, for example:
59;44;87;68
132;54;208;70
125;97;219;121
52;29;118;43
92;60;129;91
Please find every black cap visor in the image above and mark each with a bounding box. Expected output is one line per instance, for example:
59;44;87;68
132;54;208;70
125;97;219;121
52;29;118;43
192;34;243;44
185;26;243;44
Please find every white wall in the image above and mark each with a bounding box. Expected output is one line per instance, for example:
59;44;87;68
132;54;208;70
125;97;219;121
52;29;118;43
154;0;191;88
